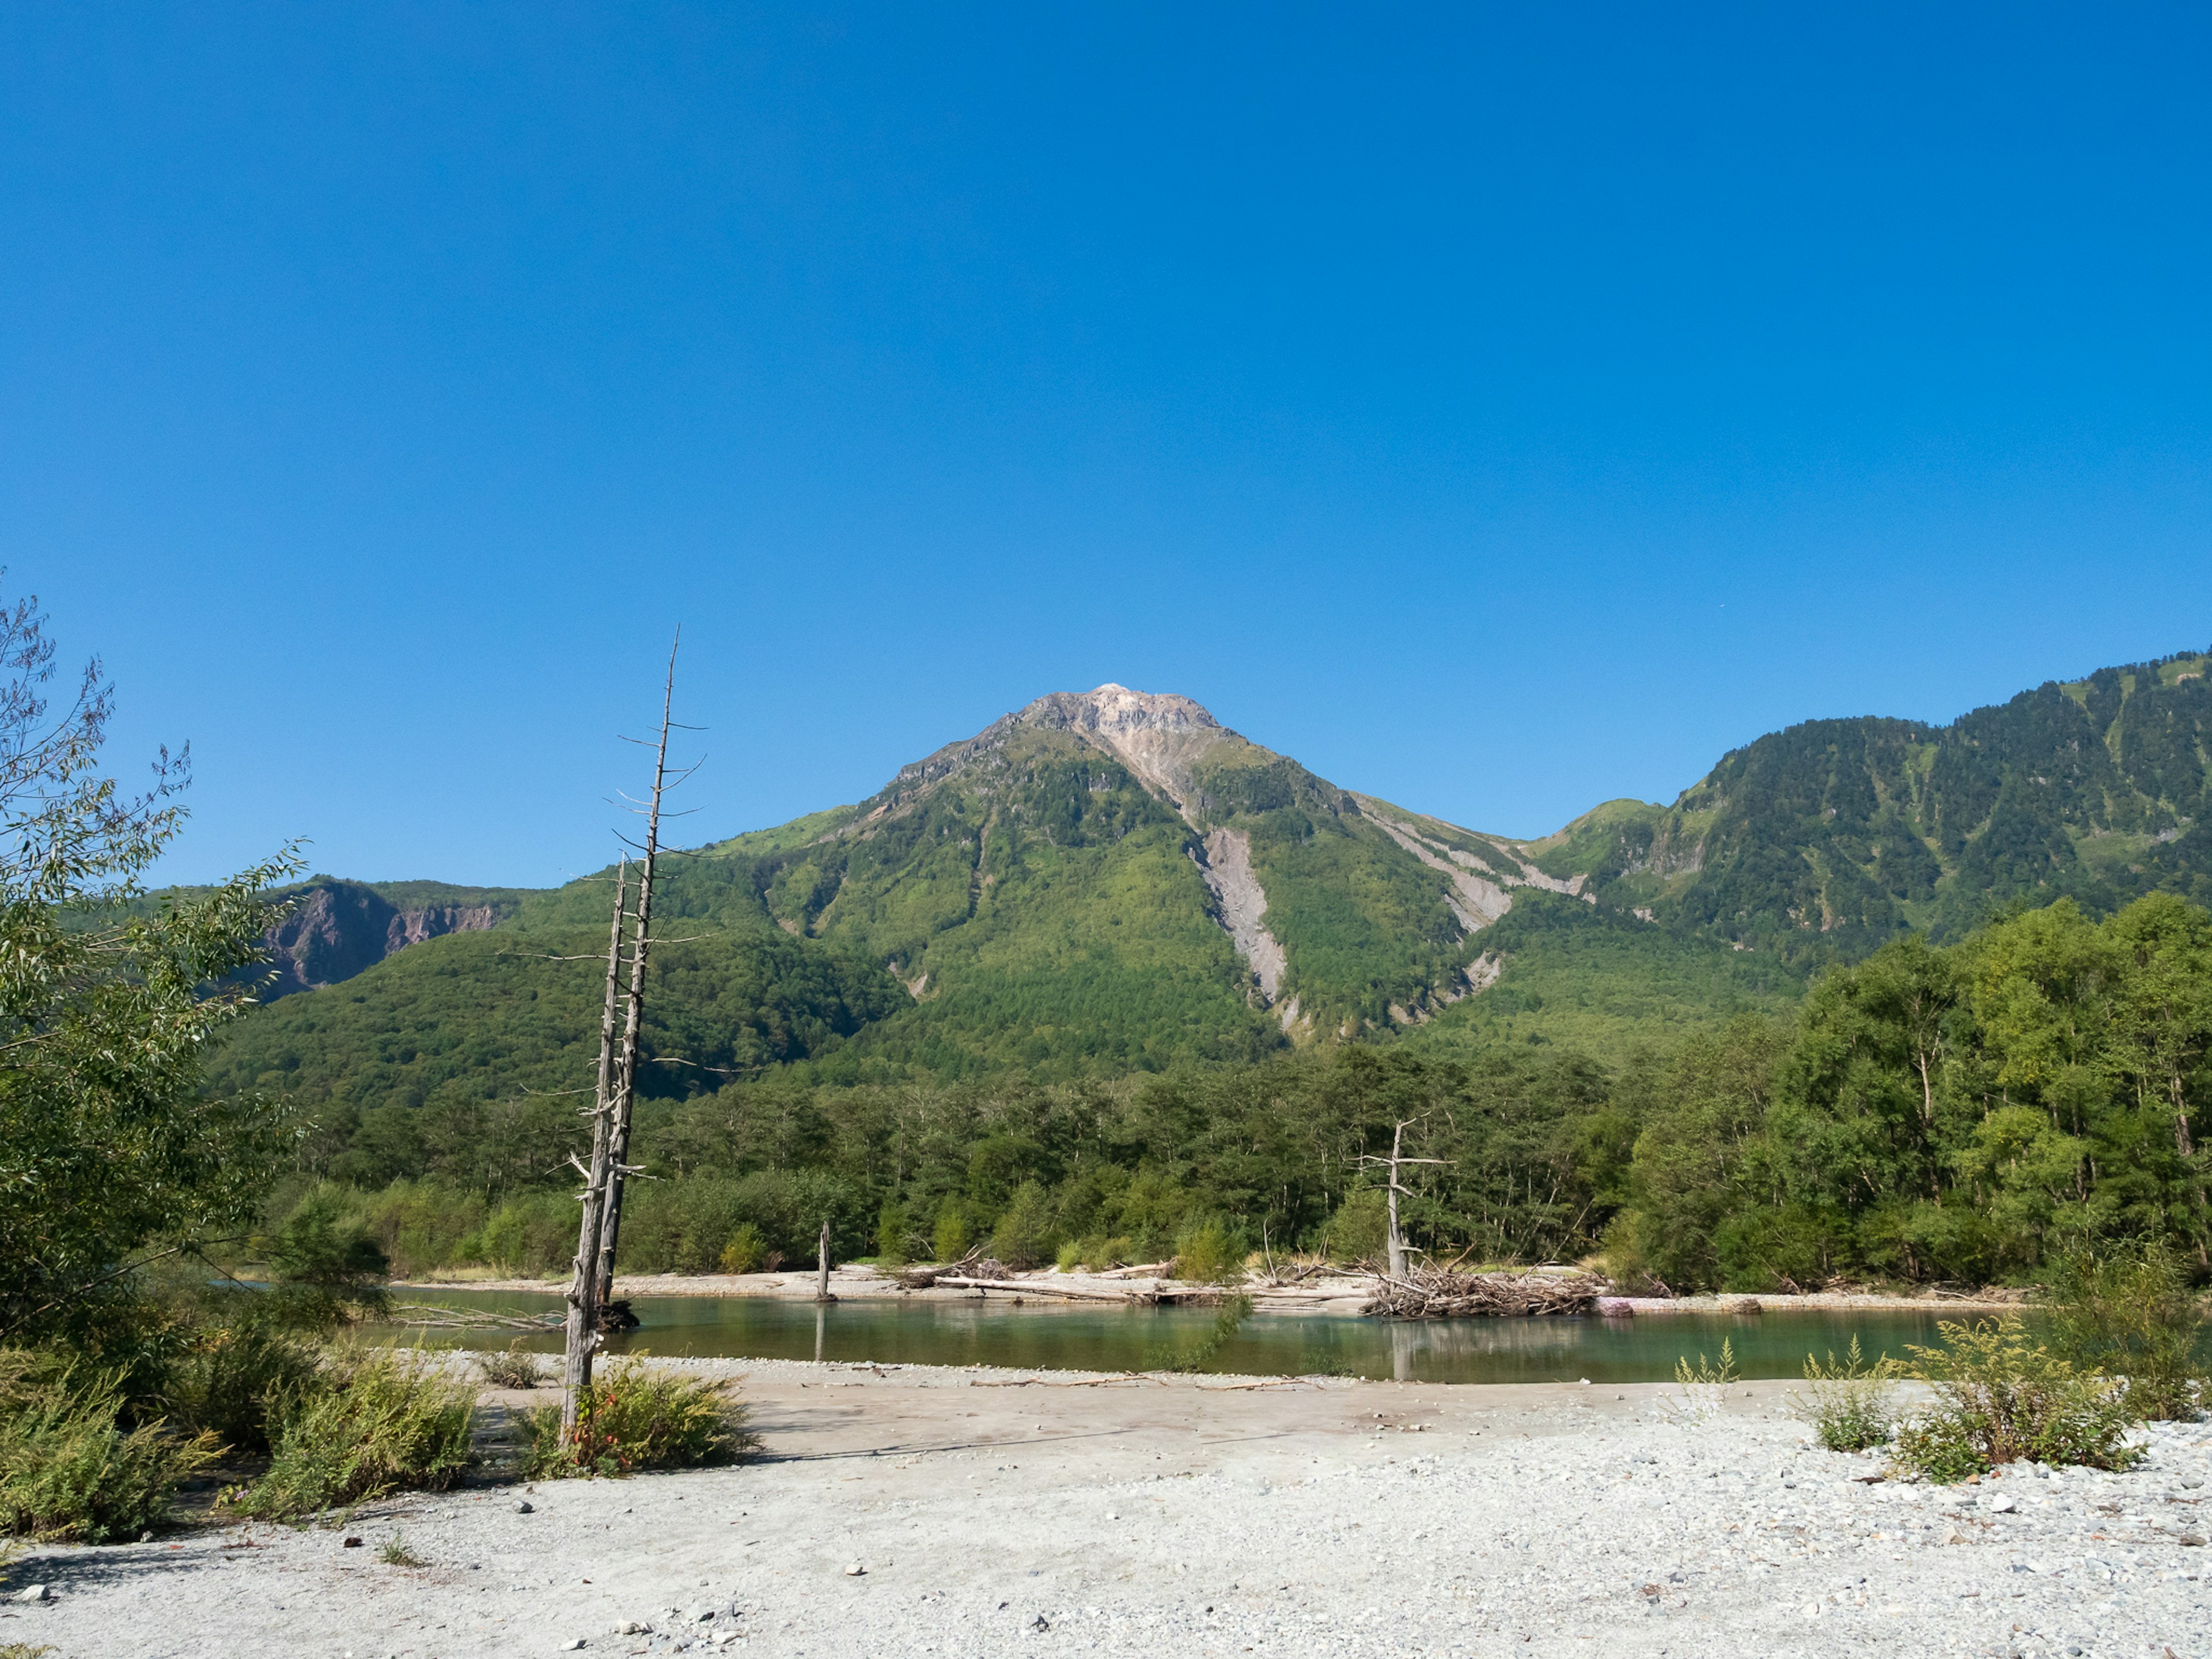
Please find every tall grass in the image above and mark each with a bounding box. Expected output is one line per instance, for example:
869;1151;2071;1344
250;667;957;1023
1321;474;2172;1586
1794;1336;1902;1452
1891;1317;2143;1483
2043;1244;2206;1422
523;1357;758;1478
230;1349;475;1518
0;1354;218;1543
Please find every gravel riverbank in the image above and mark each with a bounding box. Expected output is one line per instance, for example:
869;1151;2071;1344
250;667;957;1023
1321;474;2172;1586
4;1356;2205;1658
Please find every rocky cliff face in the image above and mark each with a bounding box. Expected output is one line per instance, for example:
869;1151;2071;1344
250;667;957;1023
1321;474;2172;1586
262;880;501;996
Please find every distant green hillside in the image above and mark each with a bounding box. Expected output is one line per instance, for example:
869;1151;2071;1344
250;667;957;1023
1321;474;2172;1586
1528;647;2212;960
203;653;2212;1119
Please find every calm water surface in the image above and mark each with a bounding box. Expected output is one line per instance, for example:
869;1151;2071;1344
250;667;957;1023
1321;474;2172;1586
382;1289;1965;1384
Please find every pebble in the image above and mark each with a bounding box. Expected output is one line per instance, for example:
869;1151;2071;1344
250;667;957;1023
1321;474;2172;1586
12;1585;50;1604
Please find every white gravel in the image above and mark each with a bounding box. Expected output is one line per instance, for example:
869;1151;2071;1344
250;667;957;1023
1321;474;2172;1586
4;1357;2207;1658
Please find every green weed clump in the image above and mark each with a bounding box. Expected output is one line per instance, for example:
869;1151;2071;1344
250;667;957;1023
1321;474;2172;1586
1323;1190;1389;1266
2043;1245;2206;1422
931;1203;973;1266
1796;1336;1902;1452
168;1321;323;1458
0;1354;218;1543
1173;1220;1244;1285
1145;1297;1253;1374
474;1340;546;1390
524;1357;759;1478
232;1349;475;1518
873;1203;911;1271
987;1182;1057;1270
717;1224;767;1275
1669;1336;1741;1421
1890;1317;2143;1483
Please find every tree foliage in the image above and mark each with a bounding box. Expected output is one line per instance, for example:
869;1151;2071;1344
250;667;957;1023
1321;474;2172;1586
0;586;299;1343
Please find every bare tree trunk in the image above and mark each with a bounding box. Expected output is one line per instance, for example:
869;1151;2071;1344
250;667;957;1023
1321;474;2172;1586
1385;1120;1408;1281
560;857;630;1440
815;1218;835;1302
594;640;680;1311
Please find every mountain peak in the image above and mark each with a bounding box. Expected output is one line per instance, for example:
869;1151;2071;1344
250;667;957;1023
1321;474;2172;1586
1010;684;1237;816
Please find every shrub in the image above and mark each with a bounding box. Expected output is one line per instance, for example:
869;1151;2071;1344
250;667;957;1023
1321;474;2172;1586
1795;1336;1903;1452
463;1192;578;1277
1323;1190;1389;1266
232;1349;475;1518
523;1357;758;1478
262;1195;391;1327
1890;1317;2143;1483
1055;1240;1085;1272
717;1224;766;1276
875;1203;911;1271
2043;1244;2206;1422
932;1202;973;1265
1145;1296;1253;1374
988;1182;1058;1270
1173;1219;1244;1286
474;1340;546;1390
169;1321;323;1457
0;1354;218;1543
1084;1236;1137;1271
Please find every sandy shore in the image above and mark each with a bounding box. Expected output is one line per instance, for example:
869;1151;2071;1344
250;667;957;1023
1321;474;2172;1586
6;1355;2206;1658
393;1267;2031;1317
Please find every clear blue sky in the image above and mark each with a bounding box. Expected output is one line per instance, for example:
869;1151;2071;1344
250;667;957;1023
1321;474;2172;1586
9;3;2208;887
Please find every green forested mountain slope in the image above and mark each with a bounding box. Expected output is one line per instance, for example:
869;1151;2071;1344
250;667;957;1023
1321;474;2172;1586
206;653;2212;1115
1527;647;2212;960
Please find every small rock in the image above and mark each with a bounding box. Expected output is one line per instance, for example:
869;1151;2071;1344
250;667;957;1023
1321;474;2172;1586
516;1501;535;1514
611;1622;650;1635
13;1585;50;1604
1987;1494;2018;1513
560;1642;586;1653
844;1563;865;1576
2184;1476;2205;1490
343;1536;364;1548
695;1608;717;1620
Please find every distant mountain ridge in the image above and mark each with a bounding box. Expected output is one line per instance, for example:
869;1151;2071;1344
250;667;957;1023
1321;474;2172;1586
202;648;2212;1112
255;878;531;995
1527;646;2212;959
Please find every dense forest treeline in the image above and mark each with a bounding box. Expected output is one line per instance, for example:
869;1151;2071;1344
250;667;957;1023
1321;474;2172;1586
275;892;2212;1292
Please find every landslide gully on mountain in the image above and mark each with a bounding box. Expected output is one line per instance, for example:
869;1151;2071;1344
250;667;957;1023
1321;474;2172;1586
215;649;2212;1092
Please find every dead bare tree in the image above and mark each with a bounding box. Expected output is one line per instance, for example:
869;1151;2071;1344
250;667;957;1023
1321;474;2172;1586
560;637;687;1440
594;647;683;1314
1357;1118;1447;1280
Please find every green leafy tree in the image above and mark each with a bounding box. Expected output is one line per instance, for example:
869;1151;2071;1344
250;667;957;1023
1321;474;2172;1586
0;588;299;1344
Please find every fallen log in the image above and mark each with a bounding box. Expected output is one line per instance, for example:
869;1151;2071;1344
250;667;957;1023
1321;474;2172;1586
388;1301;562;1332
931;1276;1152;1304
896;1249;1010;1290
1094;1260;1175;1279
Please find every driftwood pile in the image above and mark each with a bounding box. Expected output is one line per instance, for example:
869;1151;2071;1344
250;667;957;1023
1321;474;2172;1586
1362;1268;1605;1320
896;1251;1013;1290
